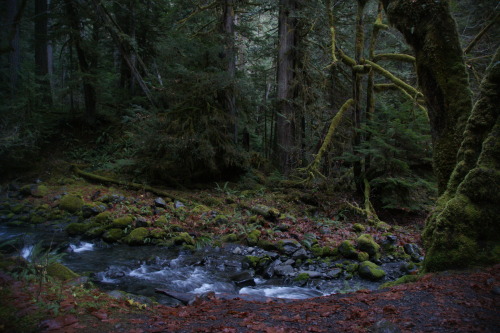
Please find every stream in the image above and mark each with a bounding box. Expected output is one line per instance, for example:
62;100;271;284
0;224;404;306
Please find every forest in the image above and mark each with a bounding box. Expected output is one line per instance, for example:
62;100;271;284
0;0;499;332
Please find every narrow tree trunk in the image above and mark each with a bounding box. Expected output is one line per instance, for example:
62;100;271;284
276;0;297;174
34;0;52;106
382;0;473;194
6;0;21;96
64;0;97;124
221;0;237;143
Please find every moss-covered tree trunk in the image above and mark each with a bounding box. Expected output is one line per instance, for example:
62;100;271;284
383;0;500;271
382;0;473;195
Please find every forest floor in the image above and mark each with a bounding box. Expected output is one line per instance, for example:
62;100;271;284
0;163;498;332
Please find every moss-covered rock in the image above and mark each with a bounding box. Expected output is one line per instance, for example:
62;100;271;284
380;274;420;289
376;221;391;232
124;227;150;245
155;216;169;227
94;211;112;224
356;234;381;258
103;228;124;243
222;233;239;243
46;262;79;281
33;185;49;198
338;240;358;259
150;228;167;239
353;223;366;232
247;230;261;246
172;232;195;246
357;251;370;262
84;226;106;238
294;273;310;283
311;245;337;258
29;214;46;224
66;222;92;236
112;215;134;229
358;261;386;281
58;195;84;213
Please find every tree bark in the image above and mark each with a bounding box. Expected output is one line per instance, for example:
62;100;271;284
221;0;237;143
275;0;297;174
34;0;52;106
6;0;21;96
382;0;473;194
382;0;499;271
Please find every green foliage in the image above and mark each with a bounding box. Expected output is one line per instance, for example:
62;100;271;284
342;101;437;211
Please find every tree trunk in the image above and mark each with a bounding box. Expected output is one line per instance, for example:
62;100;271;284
382;0;499;271
6;0;21;96
64;0;97;124
275;0;297;174
382;0;473;194
221;0;237;143
34;0;52;106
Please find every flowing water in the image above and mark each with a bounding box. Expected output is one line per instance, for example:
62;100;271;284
0;225;397;306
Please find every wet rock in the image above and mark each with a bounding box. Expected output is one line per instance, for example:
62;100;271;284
370;319;402;333
403;243;424;262
274;264;294;277
154;197;167;208
326;268;342;279
279;239;302;255
298;270;322;279
231;271;256;287
82;204;105;218
292;248;309;260
135;216;150;228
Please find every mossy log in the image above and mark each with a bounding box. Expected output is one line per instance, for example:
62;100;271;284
72;166;192;204
373;53;415;63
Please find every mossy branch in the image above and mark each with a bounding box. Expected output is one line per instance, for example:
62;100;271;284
373;53;416;63
72;166;191;204
374;83;428;117
325;0;338;65
294;99;355;183
464;12;499;55
365;59;423;97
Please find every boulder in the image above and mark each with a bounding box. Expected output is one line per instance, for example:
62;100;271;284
154;197;167;208
58;195;84;213
358;261;386;281
338;240;358;259
356;234;381;258
403;243;424;262
279;239;302;255
274;264;294;277
124;227;149;245
230;271;256;287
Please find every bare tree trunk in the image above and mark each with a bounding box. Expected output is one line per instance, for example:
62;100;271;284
221;0;237;143
275;0;297;174
6;0;21;96
64;0;97;124
35;0;52;106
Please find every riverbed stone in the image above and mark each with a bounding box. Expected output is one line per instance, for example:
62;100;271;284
58;195;84;213
359;261;386;281
292;248;309;260
357;234;381;258
103;228;124;243
231;271;256;287
274;264;294;277
339;240;358;259
278;239;302;255
403;243;424;262
124;227;149;245
66;222;92;235
82;204;104;218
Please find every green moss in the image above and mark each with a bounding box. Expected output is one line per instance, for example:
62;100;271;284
94;211;112;224
191;205;210;215
58;195;84;213
353;223;366;232
222;233;239;243
376;222;391;232
358;261;386;281
85;226;106;238
311;245;337;258
33;185;49;198
294;273;310;282
11;204;25;214
29;214;46;224
338;240;358;259
125;227;150;245
247;230;261;246
103;228;124;243
46;262;79;281
112;215;134;229
244;255;260;268
380;274;421;289
155;216;169;227
356;234;381;257
257;239;279;252
173;232;195;246
150;228;167;239
66;222;92;235
357;251;370;262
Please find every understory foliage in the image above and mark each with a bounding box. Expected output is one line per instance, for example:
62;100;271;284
342;100;435;211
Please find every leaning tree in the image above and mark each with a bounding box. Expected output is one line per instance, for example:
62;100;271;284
381;0;499;271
